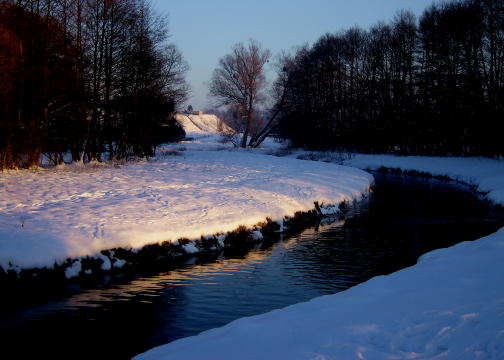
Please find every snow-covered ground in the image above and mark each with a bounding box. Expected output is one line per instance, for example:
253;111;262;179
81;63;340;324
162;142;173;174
0;128;371;272
134;153;504;360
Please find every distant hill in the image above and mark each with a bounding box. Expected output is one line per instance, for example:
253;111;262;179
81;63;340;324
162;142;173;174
174;113;234;135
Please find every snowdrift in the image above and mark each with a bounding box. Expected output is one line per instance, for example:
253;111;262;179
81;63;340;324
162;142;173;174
174;113;234;135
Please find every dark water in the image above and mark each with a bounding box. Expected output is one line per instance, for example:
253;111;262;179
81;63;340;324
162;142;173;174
1;174;503;360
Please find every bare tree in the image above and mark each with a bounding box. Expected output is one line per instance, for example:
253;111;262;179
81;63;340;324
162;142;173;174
208;39;270;147
248;52;295;147
160;43;190;105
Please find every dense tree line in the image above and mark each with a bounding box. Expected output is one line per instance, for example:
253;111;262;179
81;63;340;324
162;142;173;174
276;0;504;156
0;0;188;169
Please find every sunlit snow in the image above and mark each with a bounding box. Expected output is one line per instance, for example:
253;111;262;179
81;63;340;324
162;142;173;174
174;113;234;134
0;119;371;271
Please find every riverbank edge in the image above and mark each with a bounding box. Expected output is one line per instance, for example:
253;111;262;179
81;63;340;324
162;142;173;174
0;193;371;287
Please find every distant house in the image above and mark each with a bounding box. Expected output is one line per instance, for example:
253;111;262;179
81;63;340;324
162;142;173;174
192;110;204;115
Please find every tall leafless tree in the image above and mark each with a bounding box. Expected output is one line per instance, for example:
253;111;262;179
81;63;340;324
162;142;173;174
248;52;296;148
208;39;270;147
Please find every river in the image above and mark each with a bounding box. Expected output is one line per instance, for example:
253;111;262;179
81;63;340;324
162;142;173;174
1;173;502;360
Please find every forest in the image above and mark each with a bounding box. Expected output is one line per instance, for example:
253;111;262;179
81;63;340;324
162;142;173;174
2;0;504;170
275;0;504;156
0;0;188;169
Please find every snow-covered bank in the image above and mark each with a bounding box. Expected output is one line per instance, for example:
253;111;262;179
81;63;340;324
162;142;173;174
134;154;504;360
344;154;504;205
0;149;372;272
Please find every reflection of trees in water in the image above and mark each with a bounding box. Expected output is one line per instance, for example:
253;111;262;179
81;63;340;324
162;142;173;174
283;174;504;288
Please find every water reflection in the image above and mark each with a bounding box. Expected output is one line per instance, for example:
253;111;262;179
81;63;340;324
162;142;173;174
1;174;502;360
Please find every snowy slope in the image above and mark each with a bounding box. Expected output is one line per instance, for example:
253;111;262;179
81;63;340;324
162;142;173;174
134;155;504;360
174;113;234;134
0;150;372;270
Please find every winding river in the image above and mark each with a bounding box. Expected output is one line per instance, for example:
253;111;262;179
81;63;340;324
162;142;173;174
1;173;502;360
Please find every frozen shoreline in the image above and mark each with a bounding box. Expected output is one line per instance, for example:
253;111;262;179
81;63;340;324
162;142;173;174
0;145;372;275
134;152;504;360
344;154;504;206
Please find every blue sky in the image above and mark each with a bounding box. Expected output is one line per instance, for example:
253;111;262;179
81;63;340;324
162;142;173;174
152;0;436;110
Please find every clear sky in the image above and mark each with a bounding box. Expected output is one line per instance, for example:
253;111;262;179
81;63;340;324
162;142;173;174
152;0;436;110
